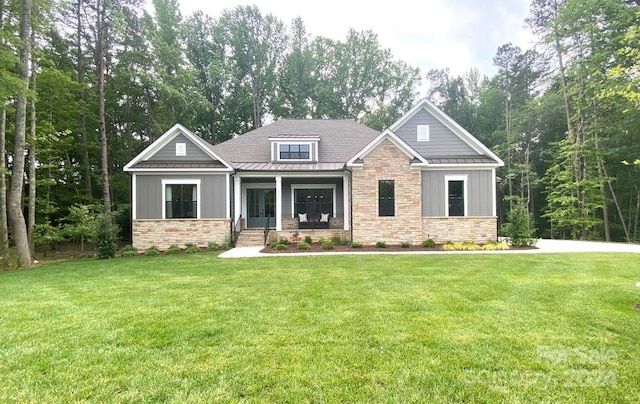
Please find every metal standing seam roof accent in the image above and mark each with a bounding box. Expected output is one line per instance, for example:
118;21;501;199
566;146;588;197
234;162;345;171
426;156;499;164
131;161;228;169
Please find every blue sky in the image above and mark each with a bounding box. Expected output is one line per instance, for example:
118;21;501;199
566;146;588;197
179;0;536;84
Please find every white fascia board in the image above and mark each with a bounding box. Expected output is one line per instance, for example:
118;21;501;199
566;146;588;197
123;123;234;171
389;98;505;167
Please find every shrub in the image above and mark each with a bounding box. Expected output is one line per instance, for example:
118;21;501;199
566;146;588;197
351;242;363;248
461;241;479;251
208;241;221;251
482;241;509;250
304;235;313;244
422;239;436;248
145;246;160;256
375;241;387;248
120;245;138;258
90;213;120;259
186;245;200;253
165;244;181;255
278;237;290;245
275;243;288;251
221;235;233;250
443;242;463;251
318;237;326;245
401;241;411;248
501;201;536;247
322;241;334;250
331;235;349;246
297;242;310;250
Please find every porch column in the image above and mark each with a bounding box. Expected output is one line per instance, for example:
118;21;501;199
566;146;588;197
343;174;350;230
275;176;282;231
234;176;241;224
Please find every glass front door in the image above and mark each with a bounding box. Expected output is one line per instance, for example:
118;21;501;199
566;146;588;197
246;188;275;228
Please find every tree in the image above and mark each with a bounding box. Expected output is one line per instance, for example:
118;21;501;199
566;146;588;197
8;0;33;267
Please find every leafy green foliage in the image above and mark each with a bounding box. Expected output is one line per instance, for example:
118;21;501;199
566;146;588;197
401;241;411;248
144;246;160;256
120;245;138;257
422;239;436;248
164;244;181;255
350;242;363;248
375;241;386;248
304;235;313;244
502;202;537;247
297;242;310;250
89;214;120;259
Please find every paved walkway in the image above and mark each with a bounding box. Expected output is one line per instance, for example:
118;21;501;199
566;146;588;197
218;239;640;258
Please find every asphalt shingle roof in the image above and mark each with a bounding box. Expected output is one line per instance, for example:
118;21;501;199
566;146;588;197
210;119;380;170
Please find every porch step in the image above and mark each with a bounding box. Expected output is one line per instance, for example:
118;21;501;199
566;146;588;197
235;230;268;247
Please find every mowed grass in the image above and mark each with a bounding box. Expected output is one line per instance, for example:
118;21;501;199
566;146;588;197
1;253;639;402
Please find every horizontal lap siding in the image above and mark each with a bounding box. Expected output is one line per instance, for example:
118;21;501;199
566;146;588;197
422;170;494;217
136;174;227;219
395;109;478;157
148;134;212;162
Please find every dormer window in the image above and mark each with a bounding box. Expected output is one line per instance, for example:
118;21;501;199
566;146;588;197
280;144;310;160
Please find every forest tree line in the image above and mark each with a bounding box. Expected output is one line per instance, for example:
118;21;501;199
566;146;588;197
1;0;640;266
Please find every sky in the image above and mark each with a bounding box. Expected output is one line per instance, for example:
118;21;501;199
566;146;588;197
177;0;536;88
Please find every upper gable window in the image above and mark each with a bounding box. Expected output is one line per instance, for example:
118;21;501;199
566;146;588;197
279;144;310;161
417;125;430;142
176;143;186;156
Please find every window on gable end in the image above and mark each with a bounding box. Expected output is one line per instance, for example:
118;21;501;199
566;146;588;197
417;125;430;142
176;143;186;156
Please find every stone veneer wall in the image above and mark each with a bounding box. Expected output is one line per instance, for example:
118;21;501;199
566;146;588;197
133;219;230;251
274;230;350;243
422;217;497;243
281;217;344;230
351;139;423;245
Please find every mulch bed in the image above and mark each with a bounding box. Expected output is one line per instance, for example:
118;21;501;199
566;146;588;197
261;242;534;254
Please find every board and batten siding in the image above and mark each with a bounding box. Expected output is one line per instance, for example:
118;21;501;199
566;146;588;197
136;174;228;219
422;170;495;217
395;109;478;158
147;133;212;162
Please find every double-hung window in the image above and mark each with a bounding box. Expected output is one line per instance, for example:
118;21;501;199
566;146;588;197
378;180;395;217
163;180;200;219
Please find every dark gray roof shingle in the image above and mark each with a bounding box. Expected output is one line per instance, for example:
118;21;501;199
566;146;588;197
210;120;379;168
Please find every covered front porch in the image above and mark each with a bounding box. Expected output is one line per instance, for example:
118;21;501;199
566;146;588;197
233;172;351;232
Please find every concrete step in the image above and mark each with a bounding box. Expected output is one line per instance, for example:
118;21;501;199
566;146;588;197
235;230;268;247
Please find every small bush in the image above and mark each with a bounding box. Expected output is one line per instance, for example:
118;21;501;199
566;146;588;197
461;241;480;251
275;243;288;251
401;241;411;248
278;237;290;245
443;242;463;251
145;246;160;256
331;235;349;246
208;241;221;251
186;245;200;253
318;237;326;245
165;244;181;255
120;245;138;258
351;242;363;248
221;235;232;250
322;241;334;250
482;241;509;250
501;201;536;247
268;240;279;249
90;213;120;259
297;242;310;250
422;239;436;248
304;235;313;244
375;241;387;248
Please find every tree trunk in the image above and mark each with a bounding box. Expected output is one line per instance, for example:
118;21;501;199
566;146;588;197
96;0;111;214
9;0;33;268
77;0;92;200
0;107;8;252
28;65;36;255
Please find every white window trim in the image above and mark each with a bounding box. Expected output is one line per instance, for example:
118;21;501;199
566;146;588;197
274;142;315;162
444;175;468;217
417;125;430;142
161;179;201;219
291;184;337;218
175;142;186;156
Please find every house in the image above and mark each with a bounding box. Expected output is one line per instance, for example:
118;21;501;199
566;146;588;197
124;99;504;250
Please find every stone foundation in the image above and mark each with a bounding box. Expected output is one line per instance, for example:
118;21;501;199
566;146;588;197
281;217;345;230
273;230;350;243
422;217;497;243
133;219;231;251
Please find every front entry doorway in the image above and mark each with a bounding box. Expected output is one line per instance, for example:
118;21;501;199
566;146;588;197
246;188;275;228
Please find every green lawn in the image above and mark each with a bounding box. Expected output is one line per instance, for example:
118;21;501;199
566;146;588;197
1;253;639;402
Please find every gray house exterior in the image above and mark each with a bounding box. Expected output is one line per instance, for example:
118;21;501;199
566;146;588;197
124;98;504;249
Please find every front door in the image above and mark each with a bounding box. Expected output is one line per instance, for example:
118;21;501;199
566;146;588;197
246;188;275;228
